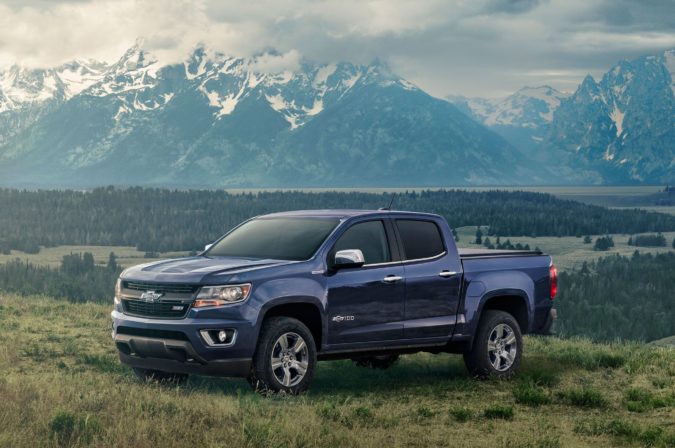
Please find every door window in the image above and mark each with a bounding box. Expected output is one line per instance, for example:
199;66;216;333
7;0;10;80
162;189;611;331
395;220;445;260
333;220;391;265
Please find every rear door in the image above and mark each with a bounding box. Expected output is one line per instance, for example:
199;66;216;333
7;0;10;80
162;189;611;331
394;218;462;339
326;219;405;345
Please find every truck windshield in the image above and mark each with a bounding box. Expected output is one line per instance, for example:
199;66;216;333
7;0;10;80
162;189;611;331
206;217;340;261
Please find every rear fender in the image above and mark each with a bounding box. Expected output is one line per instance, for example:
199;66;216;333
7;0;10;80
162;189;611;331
461;270;534;340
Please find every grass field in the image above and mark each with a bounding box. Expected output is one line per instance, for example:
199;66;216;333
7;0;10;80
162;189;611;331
456;227;675;271
0;245;190;269
0;294;673;447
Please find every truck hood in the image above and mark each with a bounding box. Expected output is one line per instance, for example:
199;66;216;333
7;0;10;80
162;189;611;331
121;256;294;283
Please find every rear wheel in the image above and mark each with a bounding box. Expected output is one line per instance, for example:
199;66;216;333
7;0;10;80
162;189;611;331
463;310;522;379
132;368;188;385
248;317;317;394
352;354;400;369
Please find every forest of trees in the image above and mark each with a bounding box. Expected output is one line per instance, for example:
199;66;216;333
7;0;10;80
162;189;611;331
556;251;675;342
0;252;121;302
628;233;667;247
1;187;675;253
0;247;673;343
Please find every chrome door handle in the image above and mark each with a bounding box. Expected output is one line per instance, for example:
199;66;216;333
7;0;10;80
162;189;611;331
439;270;458;278
383;275;403;283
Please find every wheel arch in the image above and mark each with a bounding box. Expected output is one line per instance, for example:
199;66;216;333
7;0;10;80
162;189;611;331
478;290;530;335
258;298;324;350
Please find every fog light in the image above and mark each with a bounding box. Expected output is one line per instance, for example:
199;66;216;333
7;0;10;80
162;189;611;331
200;329;236;346
218;330;228;343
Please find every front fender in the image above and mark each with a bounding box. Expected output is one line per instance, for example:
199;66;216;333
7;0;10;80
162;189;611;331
251;275;326;340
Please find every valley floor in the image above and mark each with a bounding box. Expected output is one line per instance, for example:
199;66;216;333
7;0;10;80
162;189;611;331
455;228;675;271
0;294;673;447
2;229;674;273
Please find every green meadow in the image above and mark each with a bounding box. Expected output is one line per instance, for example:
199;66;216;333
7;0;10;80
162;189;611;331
0;294;673;447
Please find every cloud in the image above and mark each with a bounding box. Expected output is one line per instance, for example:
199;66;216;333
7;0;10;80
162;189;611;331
482;0;548;15
0;0;672;97
250;50;301;73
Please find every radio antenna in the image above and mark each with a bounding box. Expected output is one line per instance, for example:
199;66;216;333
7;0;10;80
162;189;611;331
379;193;397;211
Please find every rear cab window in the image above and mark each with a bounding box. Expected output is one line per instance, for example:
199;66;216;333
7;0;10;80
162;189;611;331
395;219;445;261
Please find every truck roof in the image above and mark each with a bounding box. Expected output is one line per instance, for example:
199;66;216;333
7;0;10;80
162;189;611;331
259;209;442;220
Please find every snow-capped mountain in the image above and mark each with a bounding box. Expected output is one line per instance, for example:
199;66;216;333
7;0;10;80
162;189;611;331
545;49;675;184
0;43;543;187
0;59;110;149
448;86;568;156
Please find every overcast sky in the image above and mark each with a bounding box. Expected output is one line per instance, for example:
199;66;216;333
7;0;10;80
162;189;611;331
0;0;673;98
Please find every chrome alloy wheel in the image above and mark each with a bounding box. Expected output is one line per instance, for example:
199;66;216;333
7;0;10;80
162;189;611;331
271;332;309;387
487;323;517;371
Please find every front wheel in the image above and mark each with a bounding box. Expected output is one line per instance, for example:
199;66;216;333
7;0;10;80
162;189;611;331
248;317;317;394
463;310;522;379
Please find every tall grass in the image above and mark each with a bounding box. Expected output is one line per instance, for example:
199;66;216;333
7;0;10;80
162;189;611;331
0;294;673;448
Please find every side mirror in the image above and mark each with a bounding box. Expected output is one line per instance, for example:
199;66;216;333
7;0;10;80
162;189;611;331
334;249;365;269
204;243;213;252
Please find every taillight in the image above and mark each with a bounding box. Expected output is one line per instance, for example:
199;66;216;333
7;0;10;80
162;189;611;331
549;264;558;300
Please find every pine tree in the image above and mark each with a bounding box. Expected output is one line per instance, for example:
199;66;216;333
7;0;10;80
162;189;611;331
593;235;614;251
107;252;118;271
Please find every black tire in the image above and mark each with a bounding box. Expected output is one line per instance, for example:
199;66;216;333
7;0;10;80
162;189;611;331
463;310;522;379
248;317;317;395
352;354;400;369
132;367;188;385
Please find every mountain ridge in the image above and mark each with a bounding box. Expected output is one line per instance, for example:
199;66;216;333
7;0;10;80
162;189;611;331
1;44;673;187
449;49;675;184
0;43;546;187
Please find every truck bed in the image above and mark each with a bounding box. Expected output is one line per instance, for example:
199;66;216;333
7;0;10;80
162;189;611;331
458;248;543;258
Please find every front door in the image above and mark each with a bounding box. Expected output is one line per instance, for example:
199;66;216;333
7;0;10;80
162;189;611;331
326;220;404;345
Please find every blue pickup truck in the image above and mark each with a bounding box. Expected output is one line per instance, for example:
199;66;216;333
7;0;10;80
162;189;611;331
112;210;557;393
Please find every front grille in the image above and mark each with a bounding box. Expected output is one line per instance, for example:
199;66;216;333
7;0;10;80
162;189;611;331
117;326;189;341
122;299;191;319
123;281;200;295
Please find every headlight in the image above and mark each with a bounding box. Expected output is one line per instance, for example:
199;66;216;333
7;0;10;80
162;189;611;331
194;284;252;307
114;278;122;305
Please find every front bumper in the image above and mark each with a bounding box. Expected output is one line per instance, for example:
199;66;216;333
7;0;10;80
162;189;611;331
111;309;255;377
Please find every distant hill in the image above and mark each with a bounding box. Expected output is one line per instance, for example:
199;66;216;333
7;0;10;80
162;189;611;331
650;335;675;347
556;251;675;343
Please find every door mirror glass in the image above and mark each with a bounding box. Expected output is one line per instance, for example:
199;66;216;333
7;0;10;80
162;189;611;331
334;249;365;269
